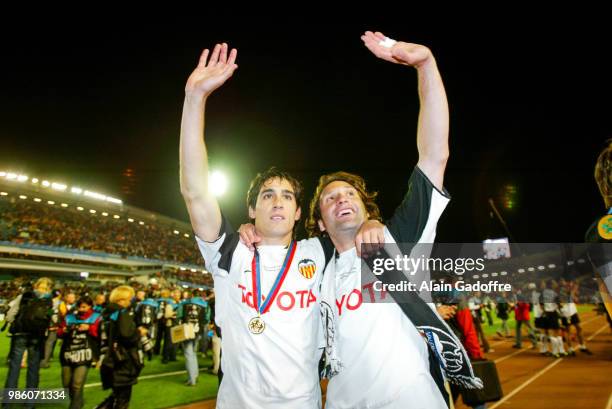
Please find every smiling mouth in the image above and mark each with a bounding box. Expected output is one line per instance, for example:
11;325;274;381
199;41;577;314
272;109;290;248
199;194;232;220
336;209;354;218
271;215;285;221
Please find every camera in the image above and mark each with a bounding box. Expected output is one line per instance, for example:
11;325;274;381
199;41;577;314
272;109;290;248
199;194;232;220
140;335;153;352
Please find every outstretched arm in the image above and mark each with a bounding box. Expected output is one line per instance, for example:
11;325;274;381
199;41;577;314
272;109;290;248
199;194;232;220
180;43;238;241
361;31;449;191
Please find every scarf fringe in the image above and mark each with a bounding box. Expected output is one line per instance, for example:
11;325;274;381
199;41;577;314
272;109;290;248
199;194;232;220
448;375;484;390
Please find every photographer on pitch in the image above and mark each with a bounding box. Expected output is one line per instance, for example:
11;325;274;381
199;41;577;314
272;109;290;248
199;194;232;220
3;277;53;407
96;285;147;409
134;296;159;360
177;290;209;386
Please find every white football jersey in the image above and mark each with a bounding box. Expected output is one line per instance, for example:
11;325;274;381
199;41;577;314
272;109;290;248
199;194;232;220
197;220;331;409
321;167;450;409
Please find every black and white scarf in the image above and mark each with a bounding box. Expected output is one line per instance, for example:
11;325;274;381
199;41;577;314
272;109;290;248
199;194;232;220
320;247;483;392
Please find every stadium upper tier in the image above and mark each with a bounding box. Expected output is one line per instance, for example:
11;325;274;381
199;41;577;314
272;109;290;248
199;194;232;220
0;176;204;266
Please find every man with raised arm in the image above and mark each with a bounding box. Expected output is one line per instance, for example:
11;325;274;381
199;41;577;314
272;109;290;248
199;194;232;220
180;42;382;409
305;32;480;409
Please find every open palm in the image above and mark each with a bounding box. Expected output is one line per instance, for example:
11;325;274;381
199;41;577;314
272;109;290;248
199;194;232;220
185;43;238;98
361;31;432;68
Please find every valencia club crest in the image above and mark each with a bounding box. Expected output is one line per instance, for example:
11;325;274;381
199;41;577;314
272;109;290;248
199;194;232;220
298;259;316;279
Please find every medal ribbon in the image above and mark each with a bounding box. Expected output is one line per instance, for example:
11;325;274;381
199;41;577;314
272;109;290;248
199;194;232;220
251;241;297;315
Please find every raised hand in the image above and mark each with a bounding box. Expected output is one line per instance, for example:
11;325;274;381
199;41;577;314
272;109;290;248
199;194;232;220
185;43;238;99
361;31;433;69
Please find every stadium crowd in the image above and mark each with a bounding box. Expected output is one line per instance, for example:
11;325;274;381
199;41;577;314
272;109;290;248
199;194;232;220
0;198;203;265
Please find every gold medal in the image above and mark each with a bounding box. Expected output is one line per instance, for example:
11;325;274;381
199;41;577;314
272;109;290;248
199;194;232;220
248;241;296;335
248;316;265;334
598;215;612;240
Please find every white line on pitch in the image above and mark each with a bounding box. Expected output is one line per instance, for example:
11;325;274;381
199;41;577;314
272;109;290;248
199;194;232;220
489;359;564;409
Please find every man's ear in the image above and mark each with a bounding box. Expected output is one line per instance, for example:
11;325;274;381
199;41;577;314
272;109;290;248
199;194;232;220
317;219;326;233
294;207;302;221
248;206;256;219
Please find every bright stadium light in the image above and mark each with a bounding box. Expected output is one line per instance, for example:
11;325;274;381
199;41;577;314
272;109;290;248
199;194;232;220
84;190;106;200
76;206;84;211
42;180;50;187
139;221;145;225
180;267;186;271
17;175;28;182
89;209;96;214
31;178;39;184
51;183;67;191
106;197;122;205
47;201;55;205
184;233;190;238
71;187;83;194
173;230;179;235
102;212;109;216
0;172;6;177
113;215;120;219
128;218;134;223
7;173;17;180
0;192;7;196
34;198;42;202
61;203;68;208
209;170;228;197
19;195;27;200
190;269;196;272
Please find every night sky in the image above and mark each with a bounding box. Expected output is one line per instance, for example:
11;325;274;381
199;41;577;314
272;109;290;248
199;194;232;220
1;17;609;243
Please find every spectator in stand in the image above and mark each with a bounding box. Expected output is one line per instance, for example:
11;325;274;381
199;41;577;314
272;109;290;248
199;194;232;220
0;198;205;264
